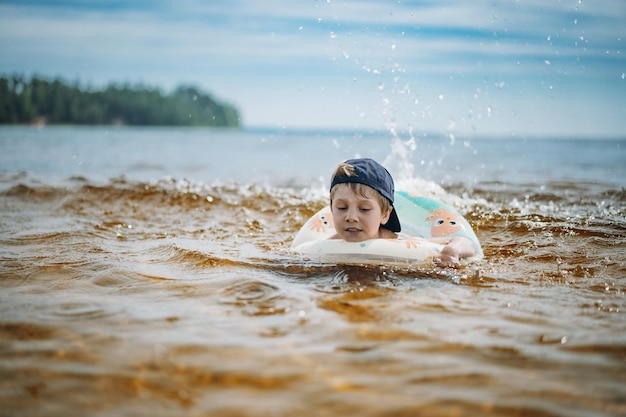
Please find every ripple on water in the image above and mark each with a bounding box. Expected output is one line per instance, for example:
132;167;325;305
37;301;124;322
218;280;291;316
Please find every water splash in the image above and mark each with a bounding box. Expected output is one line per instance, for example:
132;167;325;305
383;127;416;183
379;88;417;183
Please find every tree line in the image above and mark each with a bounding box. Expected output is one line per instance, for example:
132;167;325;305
0;74;240;127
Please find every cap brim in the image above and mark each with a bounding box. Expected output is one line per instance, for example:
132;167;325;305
383;207;401;233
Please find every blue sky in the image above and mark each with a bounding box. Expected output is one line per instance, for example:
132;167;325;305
0;0;624;137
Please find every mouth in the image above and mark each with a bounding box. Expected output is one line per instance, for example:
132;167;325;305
342;227;365;242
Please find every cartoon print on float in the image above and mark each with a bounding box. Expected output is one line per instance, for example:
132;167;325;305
425;207;465;237
308;211;334;233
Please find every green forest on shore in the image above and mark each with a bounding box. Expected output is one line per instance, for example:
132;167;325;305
0;74;240;127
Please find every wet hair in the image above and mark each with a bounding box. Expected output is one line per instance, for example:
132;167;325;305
330;163;391;213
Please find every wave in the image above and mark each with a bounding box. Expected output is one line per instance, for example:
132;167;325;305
1;171;624;283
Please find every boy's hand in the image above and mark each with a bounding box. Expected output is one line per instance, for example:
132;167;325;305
432;248;461;268
431;237;475;268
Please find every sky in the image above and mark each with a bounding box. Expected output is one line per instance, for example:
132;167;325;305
0;0;625;137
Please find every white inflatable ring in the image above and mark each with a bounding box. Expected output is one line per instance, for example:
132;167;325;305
292;191;483;265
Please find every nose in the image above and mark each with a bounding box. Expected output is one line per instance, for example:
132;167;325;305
345;207;358;222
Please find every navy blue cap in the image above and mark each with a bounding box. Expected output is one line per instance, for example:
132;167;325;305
330;158;401;232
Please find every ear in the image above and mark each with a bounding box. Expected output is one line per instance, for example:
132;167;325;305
380;207;392;225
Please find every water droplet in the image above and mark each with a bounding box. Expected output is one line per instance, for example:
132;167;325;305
329;32;336;39
544;60;551;65
438;94;444;100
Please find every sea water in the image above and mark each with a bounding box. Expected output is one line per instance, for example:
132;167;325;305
1;126;625;416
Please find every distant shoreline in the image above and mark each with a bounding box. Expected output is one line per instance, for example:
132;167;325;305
0;74;240;128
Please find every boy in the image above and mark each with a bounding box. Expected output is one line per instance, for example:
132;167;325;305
329;158;476;268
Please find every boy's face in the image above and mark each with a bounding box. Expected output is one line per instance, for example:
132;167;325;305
330;185;392;242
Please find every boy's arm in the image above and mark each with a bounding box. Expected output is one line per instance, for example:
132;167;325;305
431;236;476;268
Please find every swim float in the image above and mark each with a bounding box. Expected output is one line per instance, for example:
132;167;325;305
291;191;483;265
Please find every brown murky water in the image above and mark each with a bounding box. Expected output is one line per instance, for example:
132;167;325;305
1;128;625;416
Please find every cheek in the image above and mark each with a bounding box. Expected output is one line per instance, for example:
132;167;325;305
367;211;385;226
